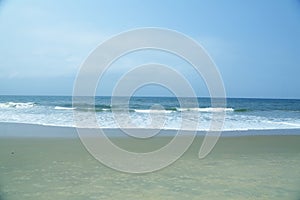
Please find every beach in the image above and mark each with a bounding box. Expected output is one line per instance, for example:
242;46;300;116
1;123;300;200
1;0;300;198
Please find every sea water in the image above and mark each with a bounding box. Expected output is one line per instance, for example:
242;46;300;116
0;96;300;132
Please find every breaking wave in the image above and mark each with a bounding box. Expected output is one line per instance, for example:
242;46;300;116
0;102;35;109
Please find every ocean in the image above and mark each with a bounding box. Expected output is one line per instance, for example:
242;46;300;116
0;96;300;132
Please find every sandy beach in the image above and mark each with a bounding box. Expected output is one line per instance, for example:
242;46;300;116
1;123;300;200
1;0;300;198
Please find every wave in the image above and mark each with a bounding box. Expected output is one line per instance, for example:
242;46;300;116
234;108;249;112
130;107;234;113
54;106;76;110
53;104;300;114
176;107;234;112
0;102;35;109
267;121;300;128
57;105;236;113
134;109;173;114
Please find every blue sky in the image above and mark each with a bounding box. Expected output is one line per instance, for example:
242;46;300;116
0;0;300;98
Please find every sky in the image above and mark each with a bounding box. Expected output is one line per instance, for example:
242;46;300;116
0;0;300;98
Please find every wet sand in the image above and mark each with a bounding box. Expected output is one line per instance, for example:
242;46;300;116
1;123;300;199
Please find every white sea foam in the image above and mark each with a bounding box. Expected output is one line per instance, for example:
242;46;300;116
134;109;173;114
54;106;76;110
267;121;300;128
176;107;234;112
0;102;35;109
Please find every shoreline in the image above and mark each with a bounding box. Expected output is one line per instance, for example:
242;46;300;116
1;121;300;138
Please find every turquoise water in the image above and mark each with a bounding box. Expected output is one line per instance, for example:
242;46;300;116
0;96;300;131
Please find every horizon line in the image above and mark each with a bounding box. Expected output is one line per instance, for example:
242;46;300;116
0;94;299;100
